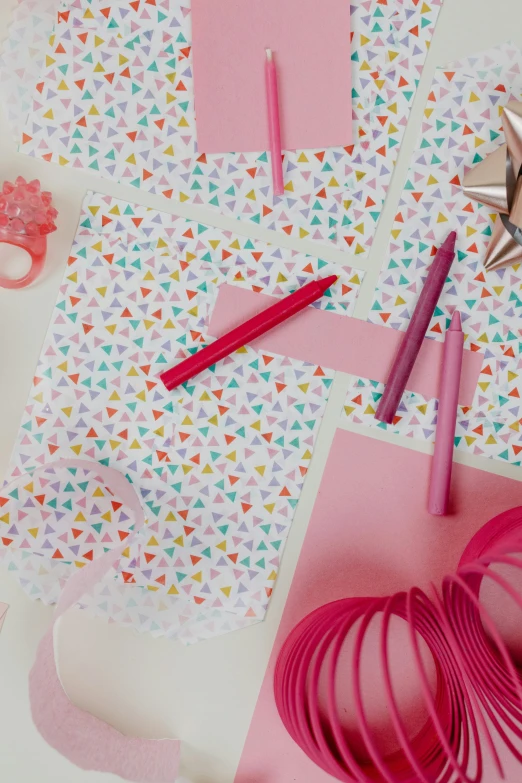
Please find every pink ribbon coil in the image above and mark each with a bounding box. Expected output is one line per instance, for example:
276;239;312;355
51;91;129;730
274;506;522;783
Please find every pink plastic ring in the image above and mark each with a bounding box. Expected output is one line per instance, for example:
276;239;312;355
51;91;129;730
0;234;47;289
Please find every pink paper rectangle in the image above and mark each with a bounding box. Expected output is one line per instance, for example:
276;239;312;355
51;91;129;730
234;430;522;783
208;285;483;406
191;0;352;153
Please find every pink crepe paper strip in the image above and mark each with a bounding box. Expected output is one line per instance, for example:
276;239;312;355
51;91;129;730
274;505;522;783
207;285;482;407
4;459;180;782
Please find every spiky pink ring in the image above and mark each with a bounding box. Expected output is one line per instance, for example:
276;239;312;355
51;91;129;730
0;176;58;289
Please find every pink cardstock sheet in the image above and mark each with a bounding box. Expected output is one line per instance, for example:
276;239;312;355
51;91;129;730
191;0;352;153
234;429;522;783
208;285;483;407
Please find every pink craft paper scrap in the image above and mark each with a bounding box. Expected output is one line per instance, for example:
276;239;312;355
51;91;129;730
9;459;181;783
0;602;8;632
191;0;352;153
234;429;522;783
208;285;483;407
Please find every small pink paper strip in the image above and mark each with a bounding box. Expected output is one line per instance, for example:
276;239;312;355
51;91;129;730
208;285;483;406
8;459;180;783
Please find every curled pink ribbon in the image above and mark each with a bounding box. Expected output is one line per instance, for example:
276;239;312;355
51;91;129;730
274;506;522;783
3;459;180;782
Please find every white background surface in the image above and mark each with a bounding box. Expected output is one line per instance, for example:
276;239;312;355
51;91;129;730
1;1;522;781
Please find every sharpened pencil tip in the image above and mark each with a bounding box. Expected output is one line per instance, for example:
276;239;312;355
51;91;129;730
266;48;272;60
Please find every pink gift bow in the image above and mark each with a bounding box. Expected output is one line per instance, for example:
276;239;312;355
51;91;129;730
463;101;522;272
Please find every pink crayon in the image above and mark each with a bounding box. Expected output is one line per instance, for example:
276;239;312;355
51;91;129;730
376;230;457;424
428;310;464;516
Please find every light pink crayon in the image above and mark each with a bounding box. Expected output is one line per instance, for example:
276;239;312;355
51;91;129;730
428;309;464;516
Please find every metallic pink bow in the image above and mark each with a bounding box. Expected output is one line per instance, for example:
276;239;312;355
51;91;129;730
463;101;522;271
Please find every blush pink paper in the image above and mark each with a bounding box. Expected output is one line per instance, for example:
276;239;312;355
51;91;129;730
208;285;483;407
13;460;181;783
191;0;352;153
234;430;522;783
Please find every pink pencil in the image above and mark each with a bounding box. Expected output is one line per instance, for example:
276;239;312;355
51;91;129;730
428;310;464;516
265;48;284;197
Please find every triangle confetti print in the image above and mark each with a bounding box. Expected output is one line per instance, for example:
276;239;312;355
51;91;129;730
0;0;60;139
344;43;522;465
6;0;443;255
1;191;363;643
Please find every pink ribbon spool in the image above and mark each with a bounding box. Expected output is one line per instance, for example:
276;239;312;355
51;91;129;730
274;507;522;783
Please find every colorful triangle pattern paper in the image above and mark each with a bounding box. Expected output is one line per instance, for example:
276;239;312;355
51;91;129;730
0;464;136;567
10;0;442;255
1;191;363;643
0;0;60;139
344;43;522;465
339;0;444;255
0;461;206;641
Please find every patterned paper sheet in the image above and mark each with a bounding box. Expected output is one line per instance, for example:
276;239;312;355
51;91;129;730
344;43;522;465
1;191;363;643
0;0;59;139
339;0;443;255
9;0;443;254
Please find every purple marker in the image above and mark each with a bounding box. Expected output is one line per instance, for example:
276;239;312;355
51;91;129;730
376;230;457;424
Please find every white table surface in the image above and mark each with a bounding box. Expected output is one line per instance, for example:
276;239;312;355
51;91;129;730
1;1;522;781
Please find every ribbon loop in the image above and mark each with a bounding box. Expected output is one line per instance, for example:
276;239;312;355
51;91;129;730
464;101;522;271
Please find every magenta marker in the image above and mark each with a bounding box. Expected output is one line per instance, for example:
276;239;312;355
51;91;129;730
428;309;464;516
